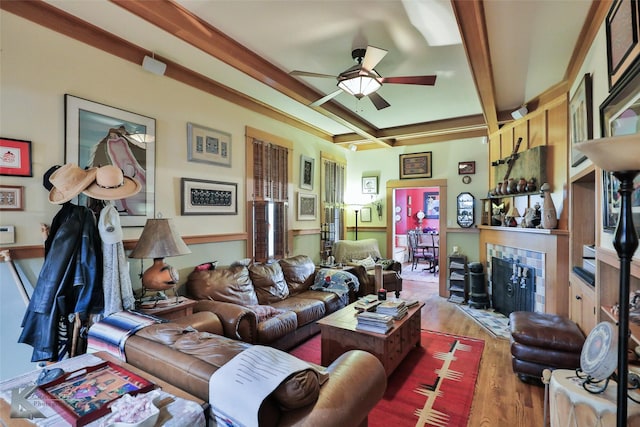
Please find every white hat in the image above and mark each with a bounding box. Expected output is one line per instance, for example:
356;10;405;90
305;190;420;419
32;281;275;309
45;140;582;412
99;204;123;245
83;165;141;201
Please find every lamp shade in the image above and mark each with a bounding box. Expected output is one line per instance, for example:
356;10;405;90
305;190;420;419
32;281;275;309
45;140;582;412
129;218;191;259
337;69;381;98
506;206;521;218
575;134;640;172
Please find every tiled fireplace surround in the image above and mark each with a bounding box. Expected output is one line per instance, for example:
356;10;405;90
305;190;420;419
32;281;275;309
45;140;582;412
486;244;546;313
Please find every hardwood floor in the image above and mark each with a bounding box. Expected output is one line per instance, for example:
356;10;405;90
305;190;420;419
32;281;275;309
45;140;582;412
399;276;545;427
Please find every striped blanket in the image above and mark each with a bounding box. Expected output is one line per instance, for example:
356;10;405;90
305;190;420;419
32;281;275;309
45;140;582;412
87;310;163;360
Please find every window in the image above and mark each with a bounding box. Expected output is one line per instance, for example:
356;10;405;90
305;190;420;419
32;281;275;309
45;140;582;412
246;128;291;262
320;154;346;259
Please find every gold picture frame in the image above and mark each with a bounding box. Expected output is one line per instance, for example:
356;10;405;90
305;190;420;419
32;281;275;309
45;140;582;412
399;152;432;179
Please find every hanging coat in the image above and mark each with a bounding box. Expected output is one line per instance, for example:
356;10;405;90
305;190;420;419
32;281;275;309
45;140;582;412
19;203;103;362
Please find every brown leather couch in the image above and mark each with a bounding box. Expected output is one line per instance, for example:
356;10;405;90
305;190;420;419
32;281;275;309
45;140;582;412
124;312;387;427
185;255;360;350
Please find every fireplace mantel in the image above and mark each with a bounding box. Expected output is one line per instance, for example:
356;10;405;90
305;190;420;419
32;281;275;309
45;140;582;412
479;227;569;316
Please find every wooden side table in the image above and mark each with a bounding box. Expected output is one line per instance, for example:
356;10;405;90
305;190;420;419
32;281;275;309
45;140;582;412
138;296;197;321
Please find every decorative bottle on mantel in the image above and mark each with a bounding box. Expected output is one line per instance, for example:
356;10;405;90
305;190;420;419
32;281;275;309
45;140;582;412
540;182;557;229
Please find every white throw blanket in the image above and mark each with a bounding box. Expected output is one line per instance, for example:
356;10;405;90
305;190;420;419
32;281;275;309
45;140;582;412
209;345;327;427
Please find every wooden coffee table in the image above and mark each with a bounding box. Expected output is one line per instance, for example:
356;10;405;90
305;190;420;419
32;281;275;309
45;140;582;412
317;300;424;376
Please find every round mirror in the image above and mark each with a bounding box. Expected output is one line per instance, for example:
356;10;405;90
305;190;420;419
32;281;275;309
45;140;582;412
457;192;475;228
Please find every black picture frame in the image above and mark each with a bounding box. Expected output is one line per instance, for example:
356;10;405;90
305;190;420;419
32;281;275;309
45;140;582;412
599;59;640;234
605;0;640;90
180;177;238;215
423;191;439;219
570;73;593;167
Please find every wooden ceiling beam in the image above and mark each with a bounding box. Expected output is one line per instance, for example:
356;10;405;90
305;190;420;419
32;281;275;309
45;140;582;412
451;0;499;135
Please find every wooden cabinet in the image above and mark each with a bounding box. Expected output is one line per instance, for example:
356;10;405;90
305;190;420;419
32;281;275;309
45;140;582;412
448;255;467;304
568;165;597;335
569;279;596;333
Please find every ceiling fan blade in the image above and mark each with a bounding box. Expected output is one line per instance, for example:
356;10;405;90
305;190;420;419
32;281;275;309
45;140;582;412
368;92;391;110
309;89;343;107
290;70;337;79
380;75;437;85
361;45;387;71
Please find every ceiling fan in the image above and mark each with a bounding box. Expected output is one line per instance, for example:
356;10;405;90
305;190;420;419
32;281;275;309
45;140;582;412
290;45;437;110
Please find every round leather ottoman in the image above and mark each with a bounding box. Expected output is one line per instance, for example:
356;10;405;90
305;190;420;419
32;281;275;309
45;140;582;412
509;311;586;382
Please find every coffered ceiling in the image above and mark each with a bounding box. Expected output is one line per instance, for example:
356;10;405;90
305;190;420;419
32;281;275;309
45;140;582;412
10;1;606;149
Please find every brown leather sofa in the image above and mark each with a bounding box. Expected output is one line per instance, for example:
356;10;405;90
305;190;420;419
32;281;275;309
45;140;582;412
185;255;360;350
332;239;403;297
124;312;387;427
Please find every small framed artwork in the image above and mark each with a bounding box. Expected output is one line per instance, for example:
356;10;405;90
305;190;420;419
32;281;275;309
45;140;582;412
569;73;593;167
0;185;24;211
0;138;32;177
300;155;314;190
297;192;317;220
399;152;432;179
360;206;372;222
362;176;378;194
458;161;476;175
605;0;640;89
187;122;232;167
599;60;640;235
181;178;238;215
424;192;440;219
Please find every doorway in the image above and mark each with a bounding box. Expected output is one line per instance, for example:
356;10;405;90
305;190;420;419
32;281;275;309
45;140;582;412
386;179;448;298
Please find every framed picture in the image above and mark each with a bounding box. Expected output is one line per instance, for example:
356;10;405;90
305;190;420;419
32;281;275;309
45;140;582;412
569;73;593;167
297;192;317;220
605;0;640;89
424;191;440;219
458;161;476;175
360;206;372;222
0;138;32;177
181;178;237;215
362;176;378;194
299;155;314;190
0;185;24;211
399;152;432;179
599;60;640;234
37;361;154;427
65;94;155;227
187;122;232;167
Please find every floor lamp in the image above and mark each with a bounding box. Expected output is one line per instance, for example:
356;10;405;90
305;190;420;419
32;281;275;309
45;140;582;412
577;134;639;427
354;208;359;240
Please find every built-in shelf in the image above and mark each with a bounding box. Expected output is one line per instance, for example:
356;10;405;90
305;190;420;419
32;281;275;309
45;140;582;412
477;225;568;235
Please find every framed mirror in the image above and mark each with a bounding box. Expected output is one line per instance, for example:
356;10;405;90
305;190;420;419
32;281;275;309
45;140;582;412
457;192;475;228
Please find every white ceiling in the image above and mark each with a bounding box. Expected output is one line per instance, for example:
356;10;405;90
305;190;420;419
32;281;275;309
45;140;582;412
43;0;593;143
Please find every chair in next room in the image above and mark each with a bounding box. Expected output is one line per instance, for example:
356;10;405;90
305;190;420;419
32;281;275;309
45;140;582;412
407;230;435;272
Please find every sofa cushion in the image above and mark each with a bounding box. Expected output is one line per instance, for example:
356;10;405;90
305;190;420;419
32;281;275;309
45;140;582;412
246;304;285;322
272;297;326;327
279;255;316;295
256;310;298;344
186;265;259;306
249;262;290;304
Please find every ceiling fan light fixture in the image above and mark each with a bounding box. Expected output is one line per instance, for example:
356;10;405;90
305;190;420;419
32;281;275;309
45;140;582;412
338;72;381;98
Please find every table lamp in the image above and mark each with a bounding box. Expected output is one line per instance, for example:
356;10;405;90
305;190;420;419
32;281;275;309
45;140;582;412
576;134;640;427
129;218;191;304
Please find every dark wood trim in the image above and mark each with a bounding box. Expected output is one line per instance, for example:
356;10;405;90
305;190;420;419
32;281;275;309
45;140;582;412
293;228;321;236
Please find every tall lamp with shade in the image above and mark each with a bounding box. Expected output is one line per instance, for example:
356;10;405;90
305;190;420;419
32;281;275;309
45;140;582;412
129;217;191;304
576;134;640;427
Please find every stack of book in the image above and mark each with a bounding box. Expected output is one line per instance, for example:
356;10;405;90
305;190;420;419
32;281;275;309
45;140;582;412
356;311;394;334
376;300;408;320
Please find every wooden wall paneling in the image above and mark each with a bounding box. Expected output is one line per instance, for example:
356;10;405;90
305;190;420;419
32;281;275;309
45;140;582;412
546;98;569;230
489;135;502;188
501;128;514;159
513;120;529;149
528;112;546;149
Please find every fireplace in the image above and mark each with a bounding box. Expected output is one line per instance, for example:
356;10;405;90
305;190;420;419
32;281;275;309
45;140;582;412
491;257;535;317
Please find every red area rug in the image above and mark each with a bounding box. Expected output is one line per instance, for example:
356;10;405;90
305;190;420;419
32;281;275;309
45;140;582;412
290;330;484;427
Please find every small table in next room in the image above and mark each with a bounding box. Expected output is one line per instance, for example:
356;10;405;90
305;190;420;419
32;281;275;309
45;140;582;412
317;300;425;376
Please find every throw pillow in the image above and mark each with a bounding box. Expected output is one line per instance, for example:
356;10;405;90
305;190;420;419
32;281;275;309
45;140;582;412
351;255;376;270
377;258;395;270
249;262;290;304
